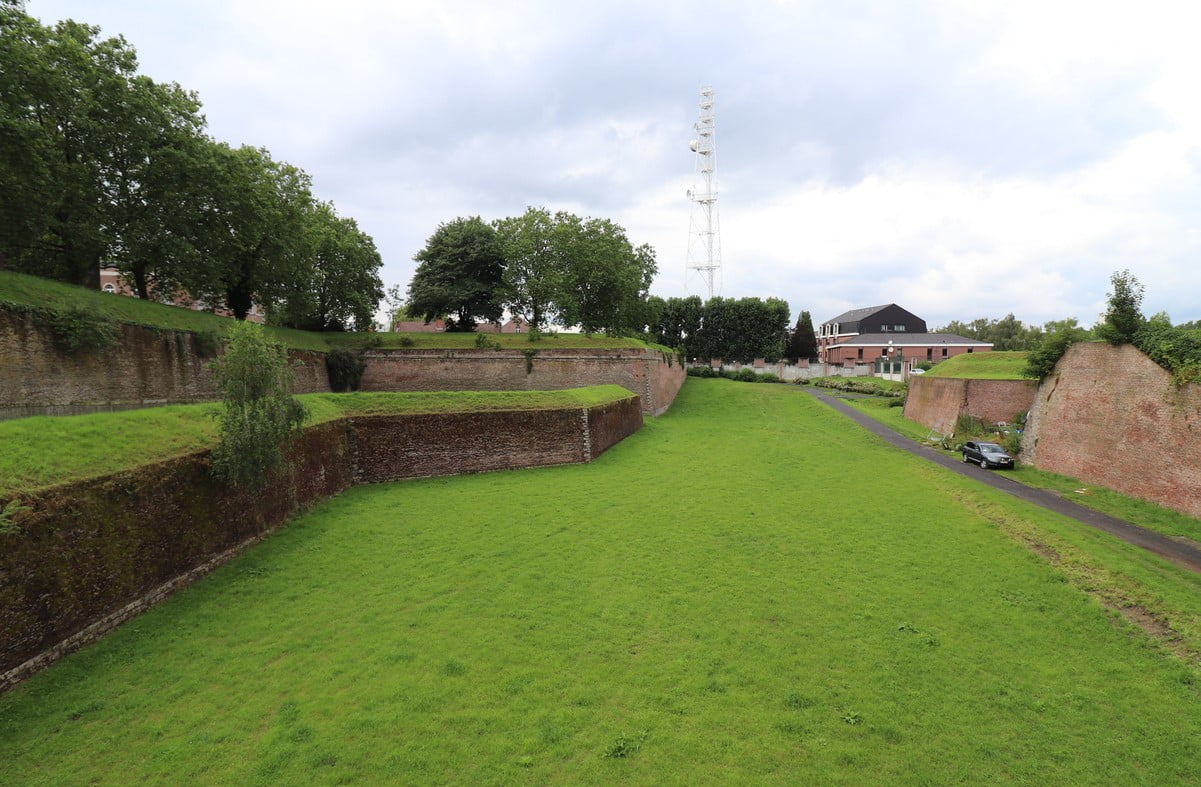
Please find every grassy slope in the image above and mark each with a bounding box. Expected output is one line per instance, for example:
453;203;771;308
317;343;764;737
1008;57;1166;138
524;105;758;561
0;271;660;352
2;380;1199;784
925;350;1031;379
844;395;1201;543
0;386;634;498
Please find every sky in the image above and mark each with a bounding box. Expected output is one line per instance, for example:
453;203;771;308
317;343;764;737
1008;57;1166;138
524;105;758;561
29;0;1201;328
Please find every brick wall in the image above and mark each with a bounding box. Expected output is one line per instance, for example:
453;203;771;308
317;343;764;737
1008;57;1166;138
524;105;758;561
904;376;1037;435
0;395;642;687
359;348;685;415
0;308;328;420
1024;343;1201;519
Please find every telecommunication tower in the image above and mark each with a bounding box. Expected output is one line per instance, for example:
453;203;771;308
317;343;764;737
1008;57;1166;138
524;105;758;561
686;86;721;297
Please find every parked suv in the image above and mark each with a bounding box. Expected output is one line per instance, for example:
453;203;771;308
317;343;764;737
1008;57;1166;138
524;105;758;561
961;441;1014;469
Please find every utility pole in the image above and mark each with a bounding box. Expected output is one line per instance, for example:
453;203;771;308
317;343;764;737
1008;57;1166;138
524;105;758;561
686;87;721;298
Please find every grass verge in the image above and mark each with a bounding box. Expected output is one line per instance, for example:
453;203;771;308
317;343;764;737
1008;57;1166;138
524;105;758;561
0;386;634;498
1;380;1199;783
924;350;1031;379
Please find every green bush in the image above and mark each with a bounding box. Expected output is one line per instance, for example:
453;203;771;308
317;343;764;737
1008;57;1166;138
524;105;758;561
1023;328;1088;379
209;322;308;487
326;347;366;392
193;329;224;359
736;368;758;383
47;306;118;354
758;373;780;384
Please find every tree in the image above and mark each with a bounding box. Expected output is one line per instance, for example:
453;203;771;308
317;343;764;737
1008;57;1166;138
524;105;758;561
553;215;657;336
1023;321;1089;380
276;201;383;331
407;216;505;331
786;311;817;361
209;321;308;487
1096;269;1145;345
493;206;563;336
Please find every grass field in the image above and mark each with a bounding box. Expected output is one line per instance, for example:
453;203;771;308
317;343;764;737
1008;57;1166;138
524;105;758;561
0;386;633;497
2;380;1200;784
925;351;1031;379
0;271;662;353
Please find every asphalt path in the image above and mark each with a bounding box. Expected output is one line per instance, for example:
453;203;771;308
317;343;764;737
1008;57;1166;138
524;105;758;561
803;387;1201;573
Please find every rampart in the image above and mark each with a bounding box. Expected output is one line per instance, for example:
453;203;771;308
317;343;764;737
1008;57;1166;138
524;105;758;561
358;348;684;416
1023;343;1201;519
0;308;328;419
0;308;685;418
0;395;642;688
904;376;1037;435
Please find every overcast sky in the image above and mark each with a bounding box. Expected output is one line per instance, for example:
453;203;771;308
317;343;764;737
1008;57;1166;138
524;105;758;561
30;0;1201;327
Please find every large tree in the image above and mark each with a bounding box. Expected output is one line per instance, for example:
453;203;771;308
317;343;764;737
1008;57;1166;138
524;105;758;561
786;310;818;361
407;216;505;331
493;207;562;335
1096;269;1145;345
553;215;657;336
276;201;384;331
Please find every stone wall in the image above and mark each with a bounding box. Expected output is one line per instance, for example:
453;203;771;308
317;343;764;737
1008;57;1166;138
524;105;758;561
1023;343;1201;519
0;308;328;420
904;376;1037;435
359;348;685;415
0;395;642;687
0;307;686;418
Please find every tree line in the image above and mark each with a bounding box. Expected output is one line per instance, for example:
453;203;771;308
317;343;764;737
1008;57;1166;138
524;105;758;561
0;3;383;330
406;208;657;336
642;295;802;363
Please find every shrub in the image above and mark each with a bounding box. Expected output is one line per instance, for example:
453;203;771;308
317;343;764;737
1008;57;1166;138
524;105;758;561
396;336;415;348
326;347;366;392
793;377;810;385
474;333;501;350
47;306;118;354
193;329;224;359
758;373;780;383
1024;327;1087;380
209;322;308;487
736;368;758;383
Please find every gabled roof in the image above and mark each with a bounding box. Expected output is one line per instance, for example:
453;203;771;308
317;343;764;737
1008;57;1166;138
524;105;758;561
823;304;894;326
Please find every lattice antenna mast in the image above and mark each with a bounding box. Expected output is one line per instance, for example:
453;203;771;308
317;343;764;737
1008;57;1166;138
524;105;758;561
686;86;721;298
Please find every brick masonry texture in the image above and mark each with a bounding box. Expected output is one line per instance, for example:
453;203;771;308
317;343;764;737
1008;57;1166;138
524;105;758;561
358;348;686;416
0;395;642;687
1;308;686;418
1023;343;1201;519
904;376;1037;435
0;308;329;419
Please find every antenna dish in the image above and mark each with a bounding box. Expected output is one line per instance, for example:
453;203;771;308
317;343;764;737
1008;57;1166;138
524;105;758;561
689;140;698;152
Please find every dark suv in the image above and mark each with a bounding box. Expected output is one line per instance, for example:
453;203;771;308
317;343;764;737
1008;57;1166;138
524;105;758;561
961;441;1014;469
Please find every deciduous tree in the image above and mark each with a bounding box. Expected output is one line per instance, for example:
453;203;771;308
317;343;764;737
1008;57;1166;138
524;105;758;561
407;216;505;331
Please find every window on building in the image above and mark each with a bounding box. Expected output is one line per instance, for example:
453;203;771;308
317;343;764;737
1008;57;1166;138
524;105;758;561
857;348;863;360
941;346;948;357
926;348;933;361
894;325;905;331
967;348;973;353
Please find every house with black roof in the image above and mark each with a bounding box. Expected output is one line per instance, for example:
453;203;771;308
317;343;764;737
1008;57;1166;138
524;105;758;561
817;304;992;373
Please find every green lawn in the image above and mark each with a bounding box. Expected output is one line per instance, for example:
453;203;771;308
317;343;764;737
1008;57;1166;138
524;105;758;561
0;271;662;353
2;380;1200;784
925;351;1031;379
0;386;634;497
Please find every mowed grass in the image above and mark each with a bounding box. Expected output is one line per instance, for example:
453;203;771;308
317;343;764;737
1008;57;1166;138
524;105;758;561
0;386;634;497
2;380;1201;784
926;351;1031;379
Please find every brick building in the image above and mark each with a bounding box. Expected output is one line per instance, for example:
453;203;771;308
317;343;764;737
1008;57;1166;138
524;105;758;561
817;304;991;372
99;267;266;323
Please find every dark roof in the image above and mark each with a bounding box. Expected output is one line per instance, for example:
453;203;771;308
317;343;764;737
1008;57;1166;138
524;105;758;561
836;332;992;346
823;304;893;326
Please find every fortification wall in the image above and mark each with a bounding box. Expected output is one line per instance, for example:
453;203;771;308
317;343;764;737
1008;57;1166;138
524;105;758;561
904;376;1036;434
0;309;328;419
0;307;685;418
1023;343;1201;519
0;395;643;688
359;348;685;415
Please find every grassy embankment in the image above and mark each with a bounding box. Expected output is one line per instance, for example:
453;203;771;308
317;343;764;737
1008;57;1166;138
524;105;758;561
923;350;1031;379
0;270;664;352
0;386;634;498
2;380;1199;783
842;395;1201;544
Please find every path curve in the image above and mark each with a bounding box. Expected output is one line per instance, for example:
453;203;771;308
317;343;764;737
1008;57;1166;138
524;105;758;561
803;387;1201;573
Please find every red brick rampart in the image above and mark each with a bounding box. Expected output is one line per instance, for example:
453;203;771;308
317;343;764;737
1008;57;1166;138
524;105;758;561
1023;343;1201;519
359;348;685;416
904;376;1037;435
0;394;642;689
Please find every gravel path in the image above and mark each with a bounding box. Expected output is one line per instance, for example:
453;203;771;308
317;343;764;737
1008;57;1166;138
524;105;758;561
803;387;1201;573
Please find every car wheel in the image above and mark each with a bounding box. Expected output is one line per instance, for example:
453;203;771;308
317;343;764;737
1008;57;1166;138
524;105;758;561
962;453;969;463
979;458;988;469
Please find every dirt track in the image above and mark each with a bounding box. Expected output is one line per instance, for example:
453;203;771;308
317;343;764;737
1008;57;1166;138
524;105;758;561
803;387;1201;573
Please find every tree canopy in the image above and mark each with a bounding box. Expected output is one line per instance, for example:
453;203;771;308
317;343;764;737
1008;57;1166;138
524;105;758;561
407;216;505;331
0;4;384;326
647;296;790;363
786;311;817;361
1096;269;1145;345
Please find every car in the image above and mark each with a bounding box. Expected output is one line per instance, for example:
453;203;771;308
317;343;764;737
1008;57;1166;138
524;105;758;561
961;440;1014;469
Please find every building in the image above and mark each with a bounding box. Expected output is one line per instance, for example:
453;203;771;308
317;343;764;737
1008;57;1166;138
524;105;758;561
817;304;992;372
99;267;266;323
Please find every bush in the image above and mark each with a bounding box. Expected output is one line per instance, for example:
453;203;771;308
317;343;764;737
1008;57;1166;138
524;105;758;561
326;347;366;392
758;373;780;384
1023;328;1087;380
193;329;224;359
209;322;308;487
47;306;118;354
793;377;810;385
736;368;758;383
